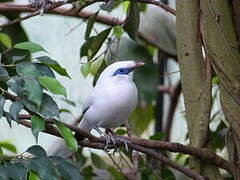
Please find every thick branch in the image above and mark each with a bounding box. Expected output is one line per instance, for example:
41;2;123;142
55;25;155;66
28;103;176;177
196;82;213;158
18;119;205;180
17;114;232;175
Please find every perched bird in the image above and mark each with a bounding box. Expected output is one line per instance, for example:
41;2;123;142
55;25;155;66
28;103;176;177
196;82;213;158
75;61;144;149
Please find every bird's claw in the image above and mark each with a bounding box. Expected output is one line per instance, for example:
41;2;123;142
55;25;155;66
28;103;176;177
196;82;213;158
104;135;130;152
116;136;129;152
102;134;116;151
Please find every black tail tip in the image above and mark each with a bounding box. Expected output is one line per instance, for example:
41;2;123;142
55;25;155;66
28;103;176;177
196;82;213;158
74;133;85;141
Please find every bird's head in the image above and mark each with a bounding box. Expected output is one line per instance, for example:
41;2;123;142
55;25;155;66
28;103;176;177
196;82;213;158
97;61;145;83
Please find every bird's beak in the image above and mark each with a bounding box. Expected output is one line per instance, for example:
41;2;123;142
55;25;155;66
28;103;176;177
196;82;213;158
134;61;145;68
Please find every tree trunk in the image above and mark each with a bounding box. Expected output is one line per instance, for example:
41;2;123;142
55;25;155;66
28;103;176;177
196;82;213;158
176;0;222;179
200;0;240;178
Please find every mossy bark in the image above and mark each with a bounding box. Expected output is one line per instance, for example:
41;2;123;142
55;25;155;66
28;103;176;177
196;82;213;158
200;0;240;178
176;0;222;179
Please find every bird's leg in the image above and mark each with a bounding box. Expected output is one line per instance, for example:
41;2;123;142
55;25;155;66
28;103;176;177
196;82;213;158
94;127;115;151
115;136;129;152
106;128;130;152
105;128;117;145
106;128;114;135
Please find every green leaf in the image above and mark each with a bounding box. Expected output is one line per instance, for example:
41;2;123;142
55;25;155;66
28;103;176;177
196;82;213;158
212;121;226;150
0;33;12;48
39;76;66;97
114;128;127;135
22;79;43;108
29;171;41;180
39;94;59;118
123;2;140;40
212;76;219;85
59;109;71;114
130;104;154;135
14;42;47;53
80;28;111;60
16;62;41;78
85;11;99;40
90;153;107;169
92;59;107;86
9;101;23;121
29;156;57;180
26;145;47;157
12;55;27;63
0;67;9;79
36;56;70;78
31;115;46;143
113;26;124;40
0;14;30;66
161;168;175;180
7;163;27;180
35;63;55;78
150;132;165;140
50;156;82;180
0;96;5;119
4;112;13;128
54;120;78;151
0;166;8;180
81;166;95;179
7;77;24;94
138;3;147;12
107;167;124;180
0;141;17;153
90;59;103;75
81;62;91;78
0;81;8;91
23;93;59;118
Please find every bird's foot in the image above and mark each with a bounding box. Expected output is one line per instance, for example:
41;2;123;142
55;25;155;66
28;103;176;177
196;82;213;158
102;134;116;151
105;129;130;151
115;136;129;152
29;0;52;15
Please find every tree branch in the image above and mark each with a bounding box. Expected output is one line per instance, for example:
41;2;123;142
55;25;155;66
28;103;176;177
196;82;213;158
0;0;175;29
164;81;182;141
2;78;232;176
17;119;206;179
0;3;177;58
17;114;232;175
0;0;73;28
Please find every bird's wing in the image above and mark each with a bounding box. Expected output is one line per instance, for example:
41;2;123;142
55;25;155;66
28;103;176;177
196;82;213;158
81;86;98;114
82;97;92;115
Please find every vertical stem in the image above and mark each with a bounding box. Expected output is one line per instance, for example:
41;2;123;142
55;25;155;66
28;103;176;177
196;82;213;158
154;50;166;133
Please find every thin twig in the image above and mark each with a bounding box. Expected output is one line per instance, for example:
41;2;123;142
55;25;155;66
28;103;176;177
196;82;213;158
0;0;175;29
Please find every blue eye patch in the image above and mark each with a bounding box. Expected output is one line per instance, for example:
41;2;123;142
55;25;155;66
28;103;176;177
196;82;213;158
113;67;134;76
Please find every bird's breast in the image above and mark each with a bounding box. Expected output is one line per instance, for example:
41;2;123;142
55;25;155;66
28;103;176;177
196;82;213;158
88;80;138;128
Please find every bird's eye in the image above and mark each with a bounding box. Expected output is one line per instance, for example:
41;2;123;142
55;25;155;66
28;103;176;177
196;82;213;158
119;69;124;73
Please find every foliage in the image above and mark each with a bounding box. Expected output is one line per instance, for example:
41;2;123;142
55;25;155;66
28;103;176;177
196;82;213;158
0;0;236;179
0;145;82;180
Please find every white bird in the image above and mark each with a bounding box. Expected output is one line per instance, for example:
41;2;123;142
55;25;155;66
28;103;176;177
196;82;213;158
75;61;144;149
